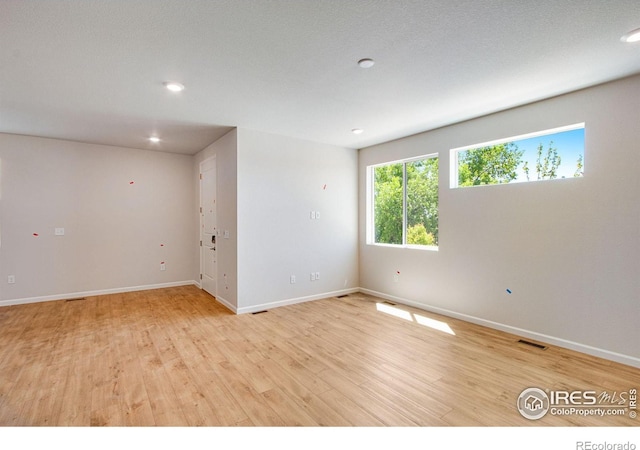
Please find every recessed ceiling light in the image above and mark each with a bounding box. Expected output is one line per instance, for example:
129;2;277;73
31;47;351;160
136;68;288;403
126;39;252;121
163;81;185;92
352;128;364;135
357;58;375;69
621;28;640;43
148;136;161;143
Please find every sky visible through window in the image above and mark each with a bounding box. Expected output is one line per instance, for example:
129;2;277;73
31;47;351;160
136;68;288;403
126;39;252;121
513;127;584;181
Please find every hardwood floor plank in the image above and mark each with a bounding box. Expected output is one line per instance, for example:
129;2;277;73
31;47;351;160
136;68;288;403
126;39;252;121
317;368;418;426
261;388;320;426
268;349;332;396
145;320;224;426
213;360;286;426
57;300;97;426
214;339;275;394
318;388;386;426
359;378;449;426
254;357;352;426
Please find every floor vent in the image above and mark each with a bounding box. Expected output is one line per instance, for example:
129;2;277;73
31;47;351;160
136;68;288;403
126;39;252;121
252;310;268;315
65;297;86;302
518;339;548;350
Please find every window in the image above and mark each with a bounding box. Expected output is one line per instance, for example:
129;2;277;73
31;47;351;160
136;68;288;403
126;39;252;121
369;154;438;248
451;124;585;188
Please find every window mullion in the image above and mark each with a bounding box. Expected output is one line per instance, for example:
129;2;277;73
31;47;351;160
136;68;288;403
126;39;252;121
402;162;407;245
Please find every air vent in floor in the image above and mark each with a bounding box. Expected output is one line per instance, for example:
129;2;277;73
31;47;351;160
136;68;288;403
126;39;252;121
518;339;548;350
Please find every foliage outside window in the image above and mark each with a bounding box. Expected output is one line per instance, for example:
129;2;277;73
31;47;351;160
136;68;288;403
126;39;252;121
372;155;438;248
452;124;584;188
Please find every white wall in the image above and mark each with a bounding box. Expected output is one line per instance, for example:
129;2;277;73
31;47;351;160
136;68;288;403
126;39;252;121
237;129;359;312
0;134;197;304
194;129;238;310
359;75;640;367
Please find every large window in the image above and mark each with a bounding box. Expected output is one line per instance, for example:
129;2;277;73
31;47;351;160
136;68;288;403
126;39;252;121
451;124;585;188
369;154;438;248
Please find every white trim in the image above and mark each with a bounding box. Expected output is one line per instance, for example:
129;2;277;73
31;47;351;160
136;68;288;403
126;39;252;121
0;280;199;308
212;294;237;314
359;288;640;369
236;288;360;315
368;242;439;251
449;122;585;188
450;122;585;154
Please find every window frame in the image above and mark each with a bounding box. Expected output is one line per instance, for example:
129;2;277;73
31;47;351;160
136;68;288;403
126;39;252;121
367;153;439;251
449;123;585;189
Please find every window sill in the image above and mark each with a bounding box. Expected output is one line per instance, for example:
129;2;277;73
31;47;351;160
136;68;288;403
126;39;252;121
368;243;439;252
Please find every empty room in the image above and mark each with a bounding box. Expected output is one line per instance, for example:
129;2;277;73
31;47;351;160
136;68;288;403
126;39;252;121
1;0;639;444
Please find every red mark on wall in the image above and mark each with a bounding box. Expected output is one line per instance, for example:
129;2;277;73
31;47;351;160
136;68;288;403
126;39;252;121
129;181;135;185
160;244;165;247
33;233;39;237
323;184;327;190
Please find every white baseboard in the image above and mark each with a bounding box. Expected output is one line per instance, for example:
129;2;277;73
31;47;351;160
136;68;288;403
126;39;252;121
212;294;237;313
235;287;360;315
0;280;199;308
359;288;640;369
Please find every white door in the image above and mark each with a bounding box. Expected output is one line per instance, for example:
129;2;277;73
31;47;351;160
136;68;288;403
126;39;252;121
200;156;217;297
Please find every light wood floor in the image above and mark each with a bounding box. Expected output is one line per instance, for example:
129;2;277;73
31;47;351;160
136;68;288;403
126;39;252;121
0;285;638;426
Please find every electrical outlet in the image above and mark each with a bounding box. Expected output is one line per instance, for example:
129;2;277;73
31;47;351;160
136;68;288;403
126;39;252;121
290;275;296;284
310;272;316;281
310;211;316;219
160;262;166;271
315;272;320;280
8;275;15;284
315;211;320;219
54;228;65;236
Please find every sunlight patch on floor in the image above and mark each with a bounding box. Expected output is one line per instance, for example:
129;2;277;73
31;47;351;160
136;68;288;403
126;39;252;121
375;302;455;335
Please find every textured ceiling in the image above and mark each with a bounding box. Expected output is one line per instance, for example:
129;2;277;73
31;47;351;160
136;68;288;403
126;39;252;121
1;0;640;154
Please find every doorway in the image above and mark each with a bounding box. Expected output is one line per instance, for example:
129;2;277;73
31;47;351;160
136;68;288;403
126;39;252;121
200;156;217;297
